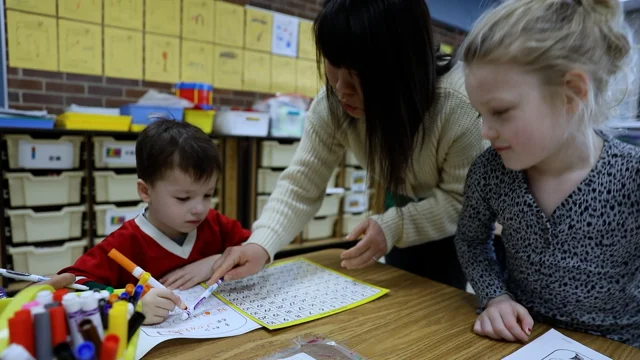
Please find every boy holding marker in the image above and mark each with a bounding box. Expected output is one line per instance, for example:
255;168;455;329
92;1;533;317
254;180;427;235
56;120;251;324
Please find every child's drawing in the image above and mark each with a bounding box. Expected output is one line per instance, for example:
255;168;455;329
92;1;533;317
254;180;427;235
542;349;594;360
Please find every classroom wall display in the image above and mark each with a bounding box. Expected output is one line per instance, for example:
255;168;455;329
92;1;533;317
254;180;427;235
215;1;245;47
58;0;102;24
183;0;216;43
271;55;296;94
4;0;322;96
146;0;181;36
244;50;271;93
6;0;56;15
145;34;181;83
213;45;244;91
104;0;143;30
5;10;58;72
182;40;214;83
104;27;143;80
245;8;273;53
58;20;103;76
298;20;315;60
272;12;300;58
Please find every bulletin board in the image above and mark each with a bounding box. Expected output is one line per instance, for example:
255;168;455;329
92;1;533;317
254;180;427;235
5;1;323;97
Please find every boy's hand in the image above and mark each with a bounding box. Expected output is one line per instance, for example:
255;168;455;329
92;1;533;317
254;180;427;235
32;273;77;290
141;288;183;325
207;244;269;286
160;255;222;290
474;294;534;343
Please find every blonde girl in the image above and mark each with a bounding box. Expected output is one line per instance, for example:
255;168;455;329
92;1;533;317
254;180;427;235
455;0;639;348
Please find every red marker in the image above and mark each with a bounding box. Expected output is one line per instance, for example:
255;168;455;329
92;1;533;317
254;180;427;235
48;306;69;347
53;288;69;303
9;309;35;356
99;334;119;360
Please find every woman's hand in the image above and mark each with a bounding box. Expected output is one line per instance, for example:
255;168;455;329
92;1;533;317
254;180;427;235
340;219;387;269
160;255;221;290
206;244;270;286
474;294;534;343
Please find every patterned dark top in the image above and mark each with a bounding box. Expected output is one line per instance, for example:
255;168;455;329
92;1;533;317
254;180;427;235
455;133;640;348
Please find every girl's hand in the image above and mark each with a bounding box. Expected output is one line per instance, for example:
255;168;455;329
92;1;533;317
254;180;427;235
160;255;222;290
474;294;534;343
141;288;183;325
340;219;387;269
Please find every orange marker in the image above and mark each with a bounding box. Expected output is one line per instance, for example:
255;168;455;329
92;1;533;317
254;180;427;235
125;284;134;296
141;284;152;298
107;249;188;310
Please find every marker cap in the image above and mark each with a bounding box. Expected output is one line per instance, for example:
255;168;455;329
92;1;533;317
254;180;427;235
53;288;69;303
125;284;134;295
53;343;75;360
1;343;36;360
105;287;114;294
9;309;35;356
99;334;119;360
75;341;96;360
35;290;53;305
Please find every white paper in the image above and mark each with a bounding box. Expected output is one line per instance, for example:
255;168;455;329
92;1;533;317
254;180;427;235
216;259;385;329
134;286;261;359
503;329;612;360
272;13;299;57
280;354;316;360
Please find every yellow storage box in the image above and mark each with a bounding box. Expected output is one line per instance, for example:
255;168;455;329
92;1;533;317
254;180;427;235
185;109;215;134
57;113;131;131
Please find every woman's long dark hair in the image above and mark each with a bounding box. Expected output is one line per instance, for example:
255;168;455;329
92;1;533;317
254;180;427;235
314;0;452;199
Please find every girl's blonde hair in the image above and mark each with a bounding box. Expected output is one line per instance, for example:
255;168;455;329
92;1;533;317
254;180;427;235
461;0;633;151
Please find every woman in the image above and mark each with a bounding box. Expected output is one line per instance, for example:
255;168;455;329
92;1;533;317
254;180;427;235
207;0;486;290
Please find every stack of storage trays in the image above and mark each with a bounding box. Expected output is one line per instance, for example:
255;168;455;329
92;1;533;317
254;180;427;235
256;140;342;241
342;151;372;236
2;134;88;285
92;136;221;244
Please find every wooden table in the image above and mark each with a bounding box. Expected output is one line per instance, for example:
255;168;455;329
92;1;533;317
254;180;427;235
146;249;639;359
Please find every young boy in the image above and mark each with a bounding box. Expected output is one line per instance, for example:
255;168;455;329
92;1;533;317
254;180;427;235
58;120;251;324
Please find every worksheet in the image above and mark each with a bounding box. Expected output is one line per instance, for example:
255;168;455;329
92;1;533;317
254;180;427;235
215;259;389;330
134;286;261;360
502;329;612;360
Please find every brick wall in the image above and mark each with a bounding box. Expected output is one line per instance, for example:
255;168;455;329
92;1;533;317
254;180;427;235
5;0;465;115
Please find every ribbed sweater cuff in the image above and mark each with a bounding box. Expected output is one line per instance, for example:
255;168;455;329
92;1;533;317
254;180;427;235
370;210;403;254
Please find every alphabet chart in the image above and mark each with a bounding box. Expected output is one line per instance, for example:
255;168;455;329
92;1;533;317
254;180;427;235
214;258;389;330
134;286;261;360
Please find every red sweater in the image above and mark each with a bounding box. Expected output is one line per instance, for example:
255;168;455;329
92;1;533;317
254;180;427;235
59;209;250;288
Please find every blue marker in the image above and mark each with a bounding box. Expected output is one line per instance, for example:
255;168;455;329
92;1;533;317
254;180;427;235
130;284;144;307
0;286;6;299
75;341;96;360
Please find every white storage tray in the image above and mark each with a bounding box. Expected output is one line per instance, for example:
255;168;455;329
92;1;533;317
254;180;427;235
94;171;139;203
4;134;83;169
93;136;137;168
8;239;88;276
5;171;84;207
7;205;85;243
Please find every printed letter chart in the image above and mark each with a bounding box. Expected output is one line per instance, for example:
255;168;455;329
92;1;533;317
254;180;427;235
215;258;389;330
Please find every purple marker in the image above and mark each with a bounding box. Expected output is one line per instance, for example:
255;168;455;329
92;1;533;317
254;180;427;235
189;279;224;313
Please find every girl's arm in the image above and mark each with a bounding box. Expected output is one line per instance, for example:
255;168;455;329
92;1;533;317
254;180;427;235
454;153;509;307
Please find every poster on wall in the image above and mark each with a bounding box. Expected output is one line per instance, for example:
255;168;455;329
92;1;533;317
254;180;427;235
271;12;299;58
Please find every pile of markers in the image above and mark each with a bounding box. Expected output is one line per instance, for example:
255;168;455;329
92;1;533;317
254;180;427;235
2;274;154;360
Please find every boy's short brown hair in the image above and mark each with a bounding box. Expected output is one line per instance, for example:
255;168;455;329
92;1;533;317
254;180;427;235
135;120;222;185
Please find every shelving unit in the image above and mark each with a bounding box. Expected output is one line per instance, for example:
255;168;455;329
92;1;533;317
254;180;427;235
0;127;374;293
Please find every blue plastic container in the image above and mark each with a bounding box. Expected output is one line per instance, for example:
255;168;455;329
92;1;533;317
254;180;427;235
0;117;55;129
119;104;184;125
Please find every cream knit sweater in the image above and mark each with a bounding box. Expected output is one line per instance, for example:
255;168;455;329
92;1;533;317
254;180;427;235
248;63;487;261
